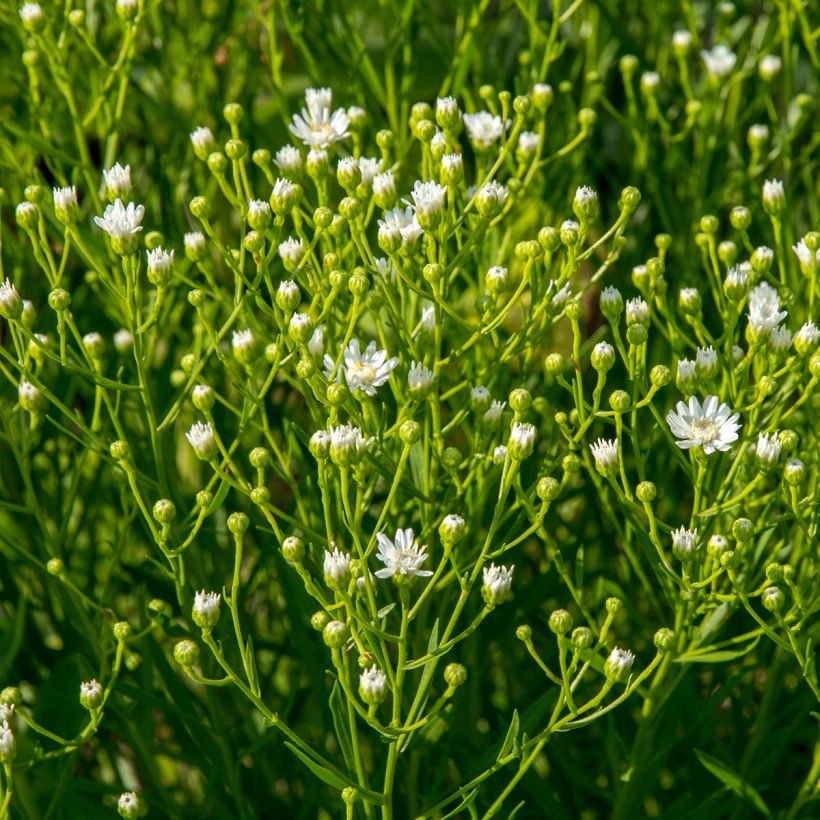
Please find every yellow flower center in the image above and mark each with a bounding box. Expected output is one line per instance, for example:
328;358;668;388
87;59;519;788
691;419;720;442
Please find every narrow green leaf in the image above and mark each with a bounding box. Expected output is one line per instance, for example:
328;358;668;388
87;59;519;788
497;709;520;762
675;637;760;664
329;683;356;772
694;749;771;817
284;742;349;792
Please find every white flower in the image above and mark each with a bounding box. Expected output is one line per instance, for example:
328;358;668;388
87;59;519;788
407;180;447;222
324;339;398;396
308;324;325;358
508;421;536;459
480;180;509;207
189;126;215;157
671;526;699;561
672;30;693;51
192;590;221;629
600;285;623;315
146;247;174;285
359;666;388;704
574;185;598;208
483;400;505;425
420;304;436;335
641;71;660;92
275;145;303;174
374;528;433;580
289;87;350;148
701;44;736;78
248;198;271;223
666;395;741;454
102;163;132;199
759;54;782;79
114;329;133;353
374;257;397;281
762;178;785;213
793;239;819;274
748;282;787;338
517;130;540;156
324;547;351;588
118;793;143;816
93;198;144;239
435;95;460;123
79;679;103;706
768;325;792;353
431;129;447;155
19;2;44;25
756;431;782;467
604;647;635;681
794;321;819;355
590;438;619;476
408;361;435;396
492;445;508;464
677;358;697;390
279;237;305;271
18;380;41;411
724;264;749;299
441;152;463;181
186;421;217;461
0;703;13;723
0;278;22;319
626;297;649;325
696;346;718;379
463;111;507;149
328;424;373;466
52;185;78;213
184;231;206;255
358;157;381;187
379;206;422;246
748;124;769;144
0;721;13;761
481;563;514;605
289;312;313;343
231;328;255;359
550;281;573;306
373;171;396;201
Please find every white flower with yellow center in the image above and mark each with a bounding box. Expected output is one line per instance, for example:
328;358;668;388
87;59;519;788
324;339;398;396
374;528;433;580
666;395;741;454
288;87;350;149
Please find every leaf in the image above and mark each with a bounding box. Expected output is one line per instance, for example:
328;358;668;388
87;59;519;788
329;683;355;772
675;637;760;664
377;603;396;620
245;636;259;694
284;742;349;792
497;709;520;762
694;749;771;817
409;440;425;494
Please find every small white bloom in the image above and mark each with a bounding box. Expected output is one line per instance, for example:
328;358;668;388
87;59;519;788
762;178;785;213
463;111;507;149
117;793;142;817
358;157;381;187
590;438;619;476
279;237;305;270
792;239;820;274
408;361;435;396
289;87;350;148
79;679;103;706
93;198;144;239
724;264;749;299
0;721;13;761
146;247;174;285
672;30;693;51
759;55;782;79
113;328;133;353
186;421;217;461
604;647;635;681
323;547;352;588
508;421;536;460
551;281;573;307
379;205;422;247
748;281;787;338
19;2;44;25
373;171;396;201
768;325;792;353
374;528;433;580
483;400;506;426
794;321;819;355
696;346;719;380
374;257;397;281
408;179;447;221
308;324;325;358
435;95;460;123
756;431;782;467
192;590;221;629
231;328;255;360
600;285;623;315
420;303;436;335
102;163;132;200
328;424;373;467
677;358;698;390
626;297;649;325
701;44;736;78
666;395;741;454
0;278;22;319
478;180;509;207
184;231;206;255
324;339;398;396
481;563;514;606
517;131;540;157
471;385;491;409
492;445;508;464
52;185;78;214
275;145;303;174
248;198;271;224
440;152;463;181
359;666;388;704
671;526;699;561
640;71;661;92
189;126;215;156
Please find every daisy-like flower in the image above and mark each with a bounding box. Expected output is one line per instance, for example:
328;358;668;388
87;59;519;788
696;346;719;380
441;153;464;184
666;395;741;454
374;528;433;582
550;281;573;307
516;130;540;157
94;199;144;254
117;792;145;818
762;178;785;214
248;198;271;230
408;361;435;398
724;264;749;301
102;162;132;201
463;111;507;149
407;179;447;229
372;171;397;208
146;247;174;286
573;185;599;221
323;546;351;589
626;297;649;326
328;423;373;467
481;563;514;606
701;44;736;78
508;422;536;460
748;282;787;339
288;87;350;148
275;145;303;175
192;590;221;630
378;205;422;248
359;666;388;705
483;399;506;426
0;278;23;320
671;526;698;561
492;445;508;464
278;237;305;272
604;647;635;681
358;157;381;187
590;438;619;476
479;179;509;208
189;126;216;159
324;339;398;396
793;238;820;275
755;431;782;467
186;421;217;461
184;231;206;259
794;321;819;356
231;328;256;363
435;95;460;127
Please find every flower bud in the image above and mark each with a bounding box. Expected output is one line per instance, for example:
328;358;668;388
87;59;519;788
152;498;176;524
282;535;305;563
591;341;615;373
80;679;104;710
548;609;573;635
192;591;221;631
654;628;675;653
732;517;754;543
323;620;350;649
174;639;200;667
444;662;468;688
636;481;656;503
761;586;785;613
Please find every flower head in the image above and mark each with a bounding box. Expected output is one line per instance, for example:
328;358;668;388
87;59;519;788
329;423;373;467
590;438;619;476
289;87;350;148
94;199;144;254
378;205;422;249
102;163;132;201
192;590;221;631
359;666;388;705
463;111;507;149
374;528;433;582
671;526;699;561
275;145;303;175
793;239;820;275
756;431;782;467
324;546;352;589
407;179;447;229
701;44;736;78
481;563;514;606
146;247;174;286
666;396;741;454
0;278;23;320
748;282;787;339
408;361;435;398
324;339;398;396
508;422;536;460
604;647;635;681
186;421;217;461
